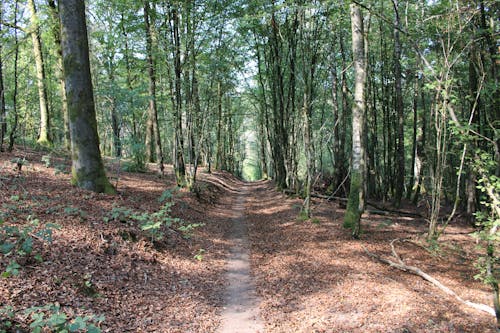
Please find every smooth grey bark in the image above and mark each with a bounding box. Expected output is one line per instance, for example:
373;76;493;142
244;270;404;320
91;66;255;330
59;0;114;194
344;3;366;238
28;0;51;146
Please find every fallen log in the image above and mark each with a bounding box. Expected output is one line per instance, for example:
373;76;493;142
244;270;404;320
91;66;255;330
311;192;423;218
363;241;495;317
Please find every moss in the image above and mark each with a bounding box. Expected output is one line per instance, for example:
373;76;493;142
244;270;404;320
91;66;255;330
36;135;52;148
71;165;116;194
343;170;363;238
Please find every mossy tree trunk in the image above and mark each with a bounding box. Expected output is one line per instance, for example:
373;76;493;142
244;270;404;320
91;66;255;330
344;3;366;238
28;0;51;146
143;0;164;175
47;0;70;151
59;0;115;194
0;2;6;152
392;0;405;207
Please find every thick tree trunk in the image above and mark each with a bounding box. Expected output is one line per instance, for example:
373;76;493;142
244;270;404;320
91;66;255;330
28;0;51;146
59;0;114;194
344;3;366;238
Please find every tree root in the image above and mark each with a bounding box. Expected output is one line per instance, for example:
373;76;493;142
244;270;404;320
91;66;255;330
363;239;495;316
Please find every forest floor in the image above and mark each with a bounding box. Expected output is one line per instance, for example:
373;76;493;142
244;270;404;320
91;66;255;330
0;147;497;332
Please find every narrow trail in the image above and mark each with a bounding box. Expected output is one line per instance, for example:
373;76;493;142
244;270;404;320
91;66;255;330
218;184;264;333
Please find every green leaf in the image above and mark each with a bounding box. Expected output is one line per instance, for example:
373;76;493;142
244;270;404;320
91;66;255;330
21;237;33;254
68;317;86;332
0;242;15;255
48;312;67;327
141;221;162;231
87;325;102;333
5;261;21;276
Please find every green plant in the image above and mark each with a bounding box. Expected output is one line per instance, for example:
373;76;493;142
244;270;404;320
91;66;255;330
194;248;205;261
158;188;178;203
41;155;51;168
55;164;69;175
0;217;59;277
0;305;15;332
10;157;28;171
63;206;88;220
79;273;100;298
23;303;104;333
103;206;133;223
178;223;205;239
122;140;146;173
140;202;181;241
311;218;321;225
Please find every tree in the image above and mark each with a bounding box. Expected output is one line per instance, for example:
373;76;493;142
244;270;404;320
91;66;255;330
392;0;405;206
143;0;164;175
59;0;115;194
344;3;366;238
47;0;70;151
0;1;5;151
27;0;51;146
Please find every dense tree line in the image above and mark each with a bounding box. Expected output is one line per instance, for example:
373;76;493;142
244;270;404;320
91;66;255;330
0;0;498;324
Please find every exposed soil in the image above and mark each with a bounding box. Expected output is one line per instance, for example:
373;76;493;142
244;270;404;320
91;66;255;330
218;185;263;333
0;147;497;332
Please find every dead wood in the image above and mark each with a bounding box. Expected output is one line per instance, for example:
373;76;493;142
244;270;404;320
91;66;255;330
363;240;495;317
311;192;422;218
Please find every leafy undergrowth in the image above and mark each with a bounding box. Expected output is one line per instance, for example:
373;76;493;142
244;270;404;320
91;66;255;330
245;182;496;332
0;147;233;332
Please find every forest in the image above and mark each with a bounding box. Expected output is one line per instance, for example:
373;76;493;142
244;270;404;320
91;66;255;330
0;0;499;332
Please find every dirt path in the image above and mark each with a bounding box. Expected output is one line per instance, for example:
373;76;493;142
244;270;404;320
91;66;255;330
218;184;264;333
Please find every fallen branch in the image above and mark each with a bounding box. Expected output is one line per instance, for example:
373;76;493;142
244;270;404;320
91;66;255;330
311;192;422;218
363;241;495;317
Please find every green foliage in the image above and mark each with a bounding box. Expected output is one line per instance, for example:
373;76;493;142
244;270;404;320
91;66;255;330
41;155;52;168
103;205;133;223
177;223;205;239
121;141;146;173
158;188;179;203
469;148;500;301
0;217;59;277
104;190;195;243
193;248;205;261
297;210;309;222
23;303;104;333
140;202;181;241
0;305;15;332
64;206;88;218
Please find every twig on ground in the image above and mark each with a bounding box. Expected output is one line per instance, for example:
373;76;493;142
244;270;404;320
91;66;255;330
363;241;495;317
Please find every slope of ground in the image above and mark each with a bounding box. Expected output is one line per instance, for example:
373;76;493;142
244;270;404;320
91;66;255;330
0;147;497;332
245;181;495;332
0;147;236;332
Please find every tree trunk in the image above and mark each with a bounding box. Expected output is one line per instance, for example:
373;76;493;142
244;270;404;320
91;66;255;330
143;1;164;175
47;0;70;151
392;0;405;206
59;0;114;194
8;0;19;152
344;3;366;239
172;6;185;185
0;2;5;152
28;0;51;146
